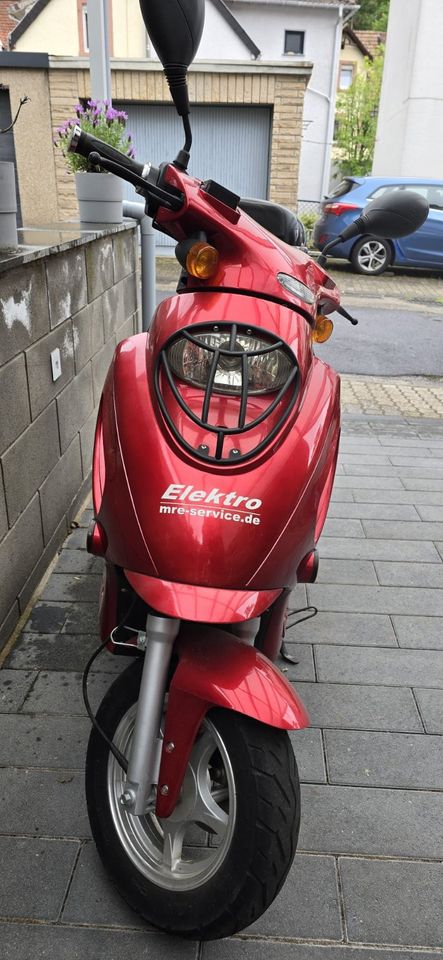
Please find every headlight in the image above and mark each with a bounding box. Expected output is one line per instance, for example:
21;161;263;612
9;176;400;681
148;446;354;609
167;331;293;394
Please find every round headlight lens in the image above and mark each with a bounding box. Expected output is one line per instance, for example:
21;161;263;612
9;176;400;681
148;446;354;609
167;331;293;394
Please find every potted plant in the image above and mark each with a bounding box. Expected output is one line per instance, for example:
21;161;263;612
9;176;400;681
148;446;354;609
54;100;136;224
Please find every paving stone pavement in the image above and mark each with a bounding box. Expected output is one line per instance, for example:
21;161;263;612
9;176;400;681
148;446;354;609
1;413;443;958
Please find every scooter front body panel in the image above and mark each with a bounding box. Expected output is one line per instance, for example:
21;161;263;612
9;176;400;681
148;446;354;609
92;291;340;603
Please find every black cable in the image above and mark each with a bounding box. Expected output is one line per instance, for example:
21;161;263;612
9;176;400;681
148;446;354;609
82;597;138;773
286;605;318;629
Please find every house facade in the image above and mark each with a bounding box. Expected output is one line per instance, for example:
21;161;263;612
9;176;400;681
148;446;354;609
2;0;359;225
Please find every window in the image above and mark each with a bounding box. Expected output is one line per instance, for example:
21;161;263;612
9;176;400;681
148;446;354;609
284;31;304;56
82;4;89;52
338;63;354;90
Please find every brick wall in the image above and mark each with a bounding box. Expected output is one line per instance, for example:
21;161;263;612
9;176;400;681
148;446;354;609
0;225;139;650
48;64;310;220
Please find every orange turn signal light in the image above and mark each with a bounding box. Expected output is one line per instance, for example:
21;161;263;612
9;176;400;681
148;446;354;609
185;242;220;280
312;315;334;343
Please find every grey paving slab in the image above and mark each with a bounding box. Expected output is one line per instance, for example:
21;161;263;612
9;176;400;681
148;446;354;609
289;728;326;783
354;488;443;505
375;561;443;588
203;943;441;960
417;504;443;521
343;445;434;459
0;767;91;838
293;681;423;733
40;573;101;603
299;783;443;858
333;474;404;489
402;477;443;490
379;435;443;447
5;633;126;673
315;645;443;688
340;856;443;947
62;527;88;549
414;688;443;734
344;464;443;479
0;714;89;768
22;670;113;715
390;455;443;469
54;549;102;574
324;730;443;789
436;541;443;560
62;841;145;928
362;519;443;541
318;537;440;562
327;501;420;521
0;836;79;921
316;559;378;585
392;615;443;649
23;597;100;635
321;518;365;538
286;611;396;647
0;923;197;960
329;489;355;502
339;452;392;465
307;583;443;617
245;853;341;940
0;669;36;712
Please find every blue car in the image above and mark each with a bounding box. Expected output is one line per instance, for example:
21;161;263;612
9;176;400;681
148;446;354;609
313;176;443;275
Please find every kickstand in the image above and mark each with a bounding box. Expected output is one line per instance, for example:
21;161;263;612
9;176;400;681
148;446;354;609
279;642;298;665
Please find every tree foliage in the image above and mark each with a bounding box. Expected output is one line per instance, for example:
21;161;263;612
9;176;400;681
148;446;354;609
335;49;384;176
352;0;390;32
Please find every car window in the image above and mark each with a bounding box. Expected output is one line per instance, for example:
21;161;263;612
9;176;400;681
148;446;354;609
369;185;402;200
328;179;358;199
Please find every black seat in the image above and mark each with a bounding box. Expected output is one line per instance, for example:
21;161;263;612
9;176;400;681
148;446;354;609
239;197;306;247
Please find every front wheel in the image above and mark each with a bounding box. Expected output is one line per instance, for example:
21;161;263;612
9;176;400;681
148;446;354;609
86;659;300;940
350;236;393;275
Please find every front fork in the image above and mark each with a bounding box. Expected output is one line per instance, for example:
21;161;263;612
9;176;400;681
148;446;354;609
120;614;180;816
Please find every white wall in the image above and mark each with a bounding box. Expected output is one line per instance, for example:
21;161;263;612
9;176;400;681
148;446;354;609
373;0;443;176
229;3;339;201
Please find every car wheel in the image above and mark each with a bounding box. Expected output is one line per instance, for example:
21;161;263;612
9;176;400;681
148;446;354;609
351;236;392;275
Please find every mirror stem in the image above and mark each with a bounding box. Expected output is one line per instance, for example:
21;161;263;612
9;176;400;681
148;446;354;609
173;114;192;171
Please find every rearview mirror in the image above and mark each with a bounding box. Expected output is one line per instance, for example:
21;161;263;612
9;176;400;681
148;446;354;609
360;190;430;239
139;0;205;117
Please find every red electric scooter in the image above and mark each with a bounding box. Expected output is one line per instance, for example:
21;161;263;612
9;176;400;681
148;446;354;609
70;0;428;941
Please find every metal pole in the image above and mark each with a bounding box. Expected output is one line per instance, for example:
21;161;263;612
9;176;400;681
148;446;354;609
123;201;156;332
87;0;112;102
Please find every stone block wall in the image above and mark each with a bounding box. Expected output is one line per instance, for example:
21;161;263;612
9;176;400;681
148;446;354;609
0;224;139;650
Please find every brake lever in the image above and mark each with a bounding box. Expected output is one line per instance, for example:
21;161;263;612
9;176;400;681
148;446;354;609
336;305;359;326
88;152;183;211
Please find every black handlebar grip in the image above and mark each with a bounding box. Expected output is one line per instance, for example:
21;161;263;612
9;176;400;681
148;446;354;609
69;125;145;178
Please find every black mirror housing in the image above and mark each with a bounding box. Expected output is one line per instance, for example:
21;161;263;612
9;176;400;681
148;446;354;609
139;0;205;116
361;190;429;239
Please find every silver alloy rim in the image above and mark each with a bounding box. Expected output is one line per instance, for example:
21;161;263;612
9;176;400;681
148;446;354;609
357;239;388;273
107;706;237;891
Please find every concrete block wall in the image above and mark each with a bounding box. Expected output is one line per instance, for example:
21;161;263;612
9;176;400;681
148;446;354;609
0;225;139;650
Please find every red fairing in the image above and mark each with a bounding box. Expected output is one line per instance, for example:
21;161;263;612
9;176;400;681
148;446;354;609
92;305;339;600
90;165;341;622
155;623;309;818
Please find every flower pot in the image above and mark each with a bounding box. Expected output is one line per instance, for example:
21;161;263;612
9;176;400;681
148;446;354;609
75;171;123;224
0;162;18;249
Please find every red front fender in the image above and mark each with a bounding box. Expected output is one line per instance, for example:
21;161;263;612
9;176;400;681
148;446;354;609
156;623;309;818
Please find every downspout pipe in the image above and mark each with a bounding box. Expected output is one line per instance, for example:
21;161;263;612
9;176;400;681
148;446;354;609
123;201;156;332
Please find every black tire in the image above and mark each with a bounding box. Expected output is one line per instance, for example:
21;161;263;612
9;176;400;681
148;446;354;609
86;658;300;940
350;235;393;275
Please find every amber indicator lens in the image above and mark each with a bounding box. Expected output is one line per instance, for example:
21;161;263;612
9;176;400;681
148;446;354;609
312;315;334;343
186;242;220;279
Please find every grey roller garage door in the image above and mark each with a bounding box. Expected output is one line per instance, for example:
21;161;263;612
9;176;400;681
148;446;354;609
115;102;271;246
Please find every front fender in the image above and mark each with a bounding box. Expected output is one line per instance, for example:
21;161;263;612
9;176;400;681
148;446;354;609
156;624;309;817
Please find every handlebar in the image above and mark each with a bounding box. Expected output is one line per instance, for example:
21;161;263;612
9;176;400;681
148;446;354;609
69;125;146;179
